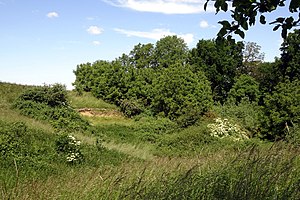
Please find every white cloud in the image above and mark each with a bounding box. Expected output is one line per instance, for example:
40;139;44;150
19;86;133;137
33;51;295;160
104;0;215;14
86;17;95;21
46;12;59;18
87;26;103;35
199;20;209;28
114;28;194;45
92;41;101;46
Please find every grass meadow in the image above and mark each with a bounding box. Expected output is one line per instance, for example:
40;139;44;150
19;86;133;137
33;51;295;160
1;82;300;199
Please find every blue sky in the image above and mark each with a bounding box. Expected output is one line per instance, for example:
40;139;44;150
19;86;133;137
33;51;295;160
0;0;293;89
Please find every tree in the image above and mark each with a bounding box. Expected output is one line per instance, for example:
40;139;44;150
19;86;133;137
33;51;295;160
279;29;300;81
151;63;213;121
228;74;260;104
238;42;265;77
262;79;300;139
205;0;300;40
128;43;155;69
189;39;244;103
153;35;189;68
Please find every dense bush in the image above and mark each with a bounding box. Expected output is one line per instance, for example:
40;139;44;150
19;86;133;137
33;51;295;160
262;79;300;139
120;98;144;118
213;99;263;136
55;134;83;163
228;74;260;104
0;120;56;165
13;84;89;132
151;64;213;121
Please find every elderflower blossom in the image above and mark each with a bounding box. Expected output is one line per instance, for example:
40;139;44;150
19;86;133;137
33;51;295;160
66;135;82;162
66;152;80;162
68;135;81;146
207;118;249;141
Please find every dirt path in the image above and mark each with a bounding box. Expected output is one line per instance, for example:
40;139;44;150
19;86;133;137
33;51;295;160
77;108;123;117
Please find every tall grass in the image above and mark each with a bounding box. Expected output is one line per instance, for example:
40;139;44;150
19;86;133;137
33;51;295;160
2;142;298;200
120;142;300;200
68;91;117;110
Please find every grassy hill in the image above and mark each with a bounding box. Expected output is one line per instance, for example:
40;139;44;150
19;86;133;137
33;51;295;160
1;82;300;199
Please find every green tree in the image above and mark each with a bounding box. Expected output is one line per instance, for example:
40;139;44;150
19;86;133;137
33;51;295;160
228;74;260;104
153;35;189;68
256;61;281;96
279;29;300;81
205;0;300;40
91;60;130;105
128;43;155;69
72;62;93;93
189;39;244;103
262;79;300;139
73;60;112;94
151;63;213;122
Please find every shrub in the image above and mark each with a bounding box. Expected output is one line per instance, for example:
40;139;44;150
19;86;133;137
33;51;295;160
207;118;249;141
0;120;56;167
13;84;90;132
55;134;83;163
228;74;260;104
151;64;213;122
120;98;144;117
213;99;263;136
17;84;68;107
0;121;27;158
262;79;300;139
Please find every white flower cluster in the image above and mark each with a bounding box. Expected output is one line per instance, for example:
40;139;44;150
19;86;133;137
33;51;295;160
68;135;81;146
66;152;80;162
207;118;249;141
66;135;82;162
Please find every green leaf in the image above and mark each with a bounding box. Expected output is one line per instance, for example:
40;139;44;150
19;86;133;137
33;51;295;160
241;20;249;30
276;17;285;23
219;20;231;29
234;29;245;39
281;27;288;39
221;2;228;12
218;28;227;37
260;15;266;24
273;24;281;31
289;0;300;12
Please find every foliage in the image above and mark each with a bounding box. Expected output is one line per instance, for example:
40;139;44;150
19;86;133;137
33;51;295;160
90;60;130;105
13;84;89;132
127;43;155;69
228;74;260;104
0;120;56;168
256;61;281;95
206;0;300;40
153;35;189;68
262;79;300;139
120;98;144;118
55;134;83;163
0;121;28;159
207;118;249;141
279;29;300;81
73;36;213;125
189;39;244;103
213;99;263;136
16;83;69;107
151;63;213;120
240;41;265;76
